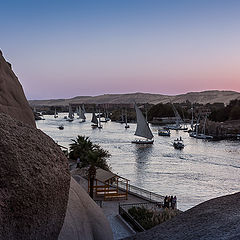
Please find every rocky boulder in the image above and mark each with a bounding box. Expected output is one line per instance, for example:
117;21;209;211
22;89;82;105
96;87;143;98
125;192;240;240
0;113;70;239
59;178;113;240
0;50;35;127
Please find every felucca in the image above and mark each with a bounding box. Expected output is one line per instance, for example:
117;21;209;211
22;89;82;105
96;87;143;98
54;108;58;118
66;105;74;122
79;106;86;122
91;110;98;128
132;104;154;144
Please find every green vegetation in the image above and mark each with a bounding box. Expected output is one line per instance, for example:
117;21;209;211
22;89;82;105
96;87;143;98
69;135;111;171
147;103;190;121
128;206;179;230
209;100;240;122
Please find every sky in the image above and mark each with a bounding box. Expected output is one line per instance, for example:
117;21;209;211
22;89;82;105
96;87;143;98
1;0;240;99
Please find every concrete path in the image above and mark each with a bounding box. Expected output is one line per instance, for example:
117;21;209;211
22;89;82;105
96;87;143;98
71;169;150;240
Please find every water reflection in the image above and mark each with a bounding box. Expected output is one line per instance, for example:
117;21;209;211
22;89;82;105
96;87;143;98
37;114;240;211
134;144;153;186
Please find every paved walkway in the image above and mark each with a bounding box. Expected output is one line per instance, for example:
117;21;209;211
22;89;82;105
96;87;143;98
71;168;150;240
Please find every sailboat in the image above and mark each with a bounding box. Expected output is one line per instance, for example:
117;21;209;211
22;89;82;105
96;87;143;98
132;104;154;144
194;114;213;139
91;110;98;128
125;109;130;128
190;104;194;131
79;106;86;122
166;104;188;130
98;109;103;128
54;108;58;118
66;105;74;122
82;104;86;114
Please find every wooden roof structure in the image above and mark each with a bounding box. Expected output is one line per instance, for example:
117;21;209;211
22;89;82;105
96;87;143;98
88;168;129;201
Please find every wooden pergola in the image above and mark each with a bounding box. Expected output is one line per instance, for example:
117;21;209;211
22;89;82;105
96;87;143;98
88;168;129;200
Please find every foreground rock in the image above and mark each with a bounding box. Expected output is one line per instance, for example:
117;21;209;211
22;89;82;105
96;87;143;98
0;50;35;127
59;178;113;240
0;113;70;239
125;192;240;240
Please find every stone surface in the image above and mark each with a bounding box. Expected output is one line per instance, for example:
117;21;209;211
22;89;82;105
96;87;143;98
58;177;113;240
0;113;70;240
0;50;35;127
125;192;240;240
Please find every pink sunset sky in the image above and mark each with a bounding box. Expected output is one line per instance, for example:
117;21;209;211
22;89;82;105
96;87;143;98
1;0;240;99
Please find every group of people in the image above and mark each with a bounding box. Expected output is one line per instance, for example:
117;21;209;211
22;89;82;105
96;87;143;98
164;195;177;209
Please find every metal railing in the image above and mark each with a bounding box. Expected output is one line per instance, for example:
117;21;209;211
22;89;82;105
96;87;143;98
119;204;145;232
116;181;165;203
119;202;164;232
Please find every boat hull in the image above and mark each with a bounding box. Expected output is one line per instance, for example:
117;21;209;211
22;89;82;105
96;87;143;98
132;139;154;144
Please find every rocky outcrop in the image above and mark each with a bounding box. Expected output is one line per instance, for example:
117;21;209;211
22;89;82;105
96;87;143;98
125;192;240;240
0;50;35;127
59;178;113;240
0;113;70;239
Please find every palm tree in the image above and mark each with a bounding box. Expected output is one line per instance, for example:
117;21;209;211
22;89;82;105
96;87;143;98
69;135;111;171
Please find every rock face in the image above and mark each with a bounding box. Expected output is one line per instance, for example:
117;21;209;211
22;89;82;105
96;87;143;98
59;178;113;240
125;192;240;240
0;113;70;239
0;50;35;127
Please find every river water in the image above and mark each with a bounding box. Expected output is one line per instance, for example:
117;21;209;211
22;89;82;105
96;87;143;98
37;113;240;211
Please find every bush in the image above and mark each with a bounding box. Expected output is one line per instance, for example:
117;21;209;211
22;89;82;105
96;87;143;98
128;206;180;230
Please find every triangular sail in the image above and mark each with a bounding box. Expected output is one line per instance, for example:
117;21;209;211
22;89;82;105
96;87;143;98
172;103;183;126
134;104;153;139
91;111;98;124
191;104;194;130
82;104;86;114
76;106;80;116
68;105;74;119
80;107;86;119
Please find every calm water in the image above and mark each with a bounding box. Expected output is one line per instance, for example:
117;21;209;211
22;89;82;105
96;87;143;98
37;113;240;211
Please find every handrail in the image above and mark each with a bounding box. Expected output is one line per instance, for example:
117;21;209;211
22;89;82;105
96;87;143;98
115;181;165;203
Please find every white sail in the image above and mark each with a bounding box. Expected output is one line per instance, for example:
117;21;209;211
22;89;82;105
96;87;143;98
76;106;80;116
172;103;183;126
98;109;102;128
91;111;98;124
134;104;153;139
191;104;194;130
68;105;74;119
80;107;86;120
82;104;86;114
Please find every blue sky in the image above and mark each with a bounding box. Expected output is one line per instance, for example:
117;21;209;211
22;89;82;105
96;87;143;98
1;0;240;99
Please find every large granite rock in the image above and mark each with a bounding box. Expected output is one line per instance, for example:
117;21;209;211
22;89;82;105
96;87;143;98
0;50;35;127
0;113;70;239
59;178;113;240
125;192;240;240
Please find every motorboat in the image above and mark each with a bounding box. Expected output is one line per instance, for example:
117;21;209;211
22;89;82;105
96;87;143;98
173;137;184;149
158;128;170;136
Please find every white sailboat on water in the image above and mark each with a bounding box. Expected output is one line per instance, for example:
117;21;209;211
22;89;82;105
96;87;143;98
91;110;98;127
194;114;213;139
125;109;130;128
98;109;103;128
54;108;58;118
78;106;86;122
66;105;74;122
132;104;154;144
167;104;188;130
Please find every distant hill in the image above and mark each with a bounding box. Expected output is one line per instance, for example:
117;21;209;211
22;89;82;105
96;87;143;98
29;90;240;106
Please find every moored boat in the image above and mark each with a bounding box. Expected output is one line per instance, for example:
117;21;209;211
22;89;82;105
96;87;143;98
158;128;170;136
